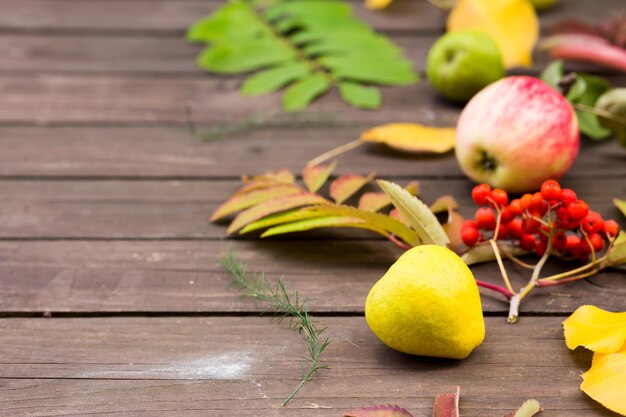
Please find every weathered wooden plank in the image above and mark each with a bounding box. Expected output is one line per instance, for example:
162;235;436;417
2;74;625;126
0;240;624;314
0;0;622;34
0;317;611;416
1;126;626;178
1;33;612;76
0;178;623;239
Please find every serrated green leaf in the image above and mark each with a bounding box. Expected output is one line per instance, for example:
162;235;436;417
227;193;329;234
261;215;390;238
241;62;310;96
240;209;323;234
378;180;449;246
566;75;612;140
540;60;564;90
283;73;331;112
339;82;381;109
322;56;418;85
186;2;267;43
211;184;302;221
603;231;626;267
198;38;295;74
266;1;353;21
305;204;421;247
461;242;526;266
303;161;337;193
596;89;626;145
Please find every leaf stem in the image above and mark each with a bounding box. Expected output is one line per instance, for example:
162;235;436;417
475;279;513;299
306;139;364;167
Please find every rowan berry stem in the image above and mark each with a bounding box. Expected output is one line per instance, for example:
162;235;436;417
475;279;513;299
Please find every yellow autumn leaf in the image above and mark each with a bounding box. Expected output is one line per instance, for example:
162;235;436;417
581;347;626;415
361;123;456;154
563;305;626;353
365;0;393;10
447;0;539;68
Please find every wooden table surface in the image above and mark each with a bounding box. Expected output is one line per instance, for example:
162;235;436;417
1;1;625;416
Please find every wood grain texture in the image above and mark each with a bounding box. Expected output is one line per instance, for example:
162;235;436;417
0;317;615;416
0;177;624;239
1;126;626;178
0;240;624;314
0;0;622;34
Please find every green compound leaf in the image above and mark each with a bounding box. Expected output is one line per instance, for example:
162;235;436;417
241;62;311;96
283;73;331;112
187;0;418;111
340;82;381;109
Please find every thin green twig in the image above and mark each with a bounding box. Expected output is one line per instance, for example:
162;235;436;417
221;252;330;406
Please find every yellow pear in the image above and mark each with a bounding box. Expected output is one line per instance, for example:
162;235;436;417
365;245;485;359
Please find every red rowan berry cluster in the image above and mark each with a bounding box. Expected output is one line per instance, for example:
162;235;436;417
461;180;620;262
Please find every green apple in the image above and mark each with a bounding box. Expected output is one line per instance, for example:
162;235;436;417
426;30;505;103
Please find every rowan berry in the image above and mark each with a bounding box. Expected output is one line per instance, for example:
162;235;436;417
604;220;620;237
522;217;540;234
500;206;515;224
530;192;544;208
560;189;577;205
540;180;562;201
508;199;523;216
462;219;477;230
529;203;548;218
581;211;604;234
579;238;592;255
587;233;605;252
519;234;536;251
565;235;581;256
471;183;492;206
535;240;548;257
461;226;480;246
508;218;524;238
552;232;568;252
566;200;589;221
491;188;509;207
556;212;580;230
475;207;496;230
520;193;533;211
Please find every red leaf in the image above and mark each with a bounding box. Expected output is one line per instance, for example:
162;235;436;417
541;34;626;72
330;173;374;204
432;386;460;417
226;193;329;235
343;404;414;417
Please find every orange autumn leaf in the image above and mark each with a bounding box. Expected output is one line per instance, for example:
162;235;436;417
447;0;539;68
211;184;302;221
242;168;295;184
361;123;456;154
581;347;626;415
358;181;419;212
563;305;626;353
330;173;375;204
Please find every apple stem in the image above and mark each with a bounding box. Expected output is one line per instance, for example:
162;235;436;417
475;279;513;299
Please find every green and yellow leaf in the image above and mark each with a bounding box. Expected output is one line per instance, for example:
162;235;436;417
616;198;626;217
211;184;302;221
563;305;626;353
239;209;323;234
242;168;295;184
358;192;392;212
330;173;375;204
261;215;390;239
361;123;456;154
227;193;329;235
305;204;421;246
303;161;337;193
447;0;539;68
603;231;626;267
378;180;450;246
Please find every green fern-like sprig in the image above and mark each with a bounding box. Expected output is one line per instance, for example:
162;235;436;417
221;252;330;406
187;0;418;111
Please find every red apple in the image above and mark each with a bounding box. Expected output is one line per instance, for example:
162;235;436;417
455;76;579;193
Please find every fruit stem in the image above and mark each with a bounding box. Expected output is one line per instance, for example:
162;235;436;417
475;279;513;299
489;240;515;294
388;234;412;251
498;243;535;270
536;269;598;287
